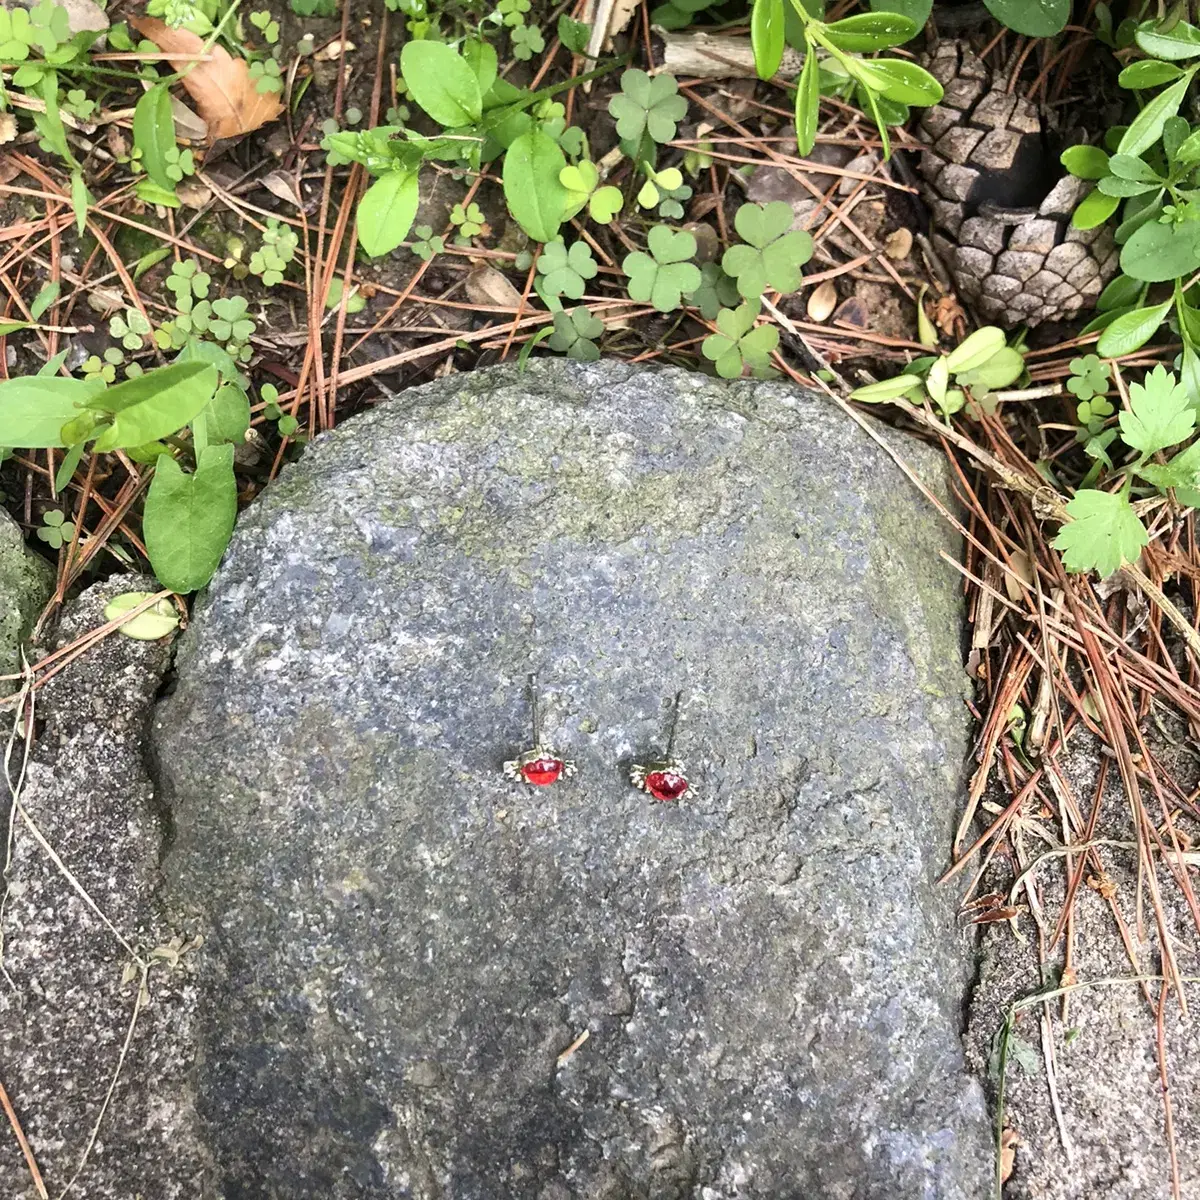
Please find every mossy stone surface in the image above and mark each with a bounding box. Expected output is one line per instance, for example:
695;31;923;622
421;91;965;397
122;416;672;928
0;510;51;676
154;360;991;1198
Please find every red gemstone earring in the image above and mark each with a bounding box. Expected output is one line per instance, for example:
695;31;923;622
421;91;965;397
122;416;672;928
503;673;576;787
631;691;691;802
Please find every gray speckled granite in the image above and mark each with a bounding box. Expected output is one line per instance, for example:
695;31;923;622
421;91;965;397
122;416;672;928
147;359;989;1198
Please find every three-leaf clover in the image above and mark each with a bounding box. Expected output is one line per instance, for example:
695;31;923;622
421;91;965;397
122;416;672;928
686;262;741;321
450;202;485;244
249;9;280;42
109;308;152;350
1119;364;1195;457
608;69;688;145
210;296;255;346
166;259;211;303
546;306;604;361
410;224;445;260
1067;354;1111;400
623;226;701;313
1053;489;1148;578
560;161;623;224
511;23;544;60
702;299;780;379
37;509;76;549
537;240;598;300
722;202;813;299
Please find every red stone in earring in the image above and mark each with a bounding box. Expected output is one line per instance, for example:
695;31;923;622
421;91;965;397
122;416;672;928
632;691;691;802
504;674;576;787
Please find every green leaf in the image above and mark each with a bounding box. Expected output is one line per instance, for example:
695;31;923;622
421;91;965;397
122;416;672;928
399;40;483;127
1060;144;1110;179
608;69;688;145
869;0;931;24
103;591;180;640
503;130;568;243
1053;489;1149;577
203;383;251;444
751;0;786;80
623;225;702;312
1117;74;1191;157
821;11;916;51
795;39;819;156
722;201;813;298
854;58;942;106
1107;153;1160;181
0;376;102;448
557;14;590;53
1120;215;1200;282
89;362;218;452
1138;438;1200;490
1072;188;1120;229
29;281;59;321
357;170;419;257
1118;59;1185;89
983;0;1068;35
69;169;89;235
849;374;924;402
461;38;497;97
143;444;237;593
957;346;1025;391
1118;364;1195;455
132;83;177;194
1097;274;1142;312
1096;299;1172;357
1134;20;1200;59
946;325;1007;373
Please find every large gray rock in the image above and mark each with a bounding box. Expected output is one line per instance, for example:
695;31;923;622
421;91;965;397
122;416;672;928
154;360;992;1197
0;575;209;1200
0;509;52;675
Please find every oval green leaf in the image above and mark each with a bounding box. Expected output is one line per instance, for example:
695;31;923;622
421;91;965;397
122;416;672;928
400;40;483;128
795;45;819;156
820;11;916;50
1134;20;1200;59
859;58;943;106
89;362;218;452
132;83;177;194
1117;74;1190;157
357;170;420;258
143;444;237;594
502;130;568;243
869;0;933;27
751;0;786;79
1071;187;1120;229
0;376;103;448
103;591;180;640
1118;59;1185;89
1060;144;1110;180
1119;216;1200;282
983;0;1069;36
1095;299;1172;357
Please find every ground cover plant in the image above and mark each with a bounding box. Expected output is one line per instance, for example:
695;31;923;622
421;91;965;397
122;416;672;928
3;0;1200;1194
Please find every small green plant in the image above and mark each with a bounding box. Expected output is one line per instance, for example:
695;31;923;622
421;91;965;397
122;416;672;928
261;382;300;437
110;308;153;352
608;69;688;151
37;508;76;549
249;219;298;286
449;201;486;243
850;326;1025;417
409;224;445;260
560;161;622;224
1067;354;1111;400
291;0;339;15
623;226;702;313
537;240;598;300
702;299;780;379
721;202;813;299
546;307;604;361
687;262;741;321
511;23;544;61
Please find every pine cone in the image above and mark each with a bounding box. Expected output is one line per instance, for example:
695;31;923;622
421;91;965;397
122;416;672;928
916;40;1118;327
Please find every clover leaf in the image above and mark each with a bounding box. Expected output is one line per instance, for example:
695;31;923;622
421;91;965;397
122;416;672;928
560;161;623;224
546;306;604;361
537;240;598;300
608;69;688;145
410;223;445;260
623;226;701;313
37;509;76;549
686;262;741;321
1067;354;1111;401
210;296;254;346
702;299;780;379
511;23;545;60
721;201;813;299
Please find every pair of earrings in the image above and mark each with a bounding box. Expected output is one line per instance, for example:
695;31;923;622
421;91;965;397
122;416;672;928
502;677;690;802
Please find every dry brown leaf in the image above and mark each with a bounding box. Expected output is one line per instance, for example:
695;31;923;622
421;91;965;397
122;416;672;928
1000;1127;1019;1183
260;170;301;208
131;17;282;140
465;266;523;310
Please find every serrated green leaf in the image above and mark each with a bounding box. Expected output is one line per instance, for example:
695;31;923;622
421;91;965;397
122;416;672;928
1053;489;1149;577
1118;364;1195;455
1138;438;1200;491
